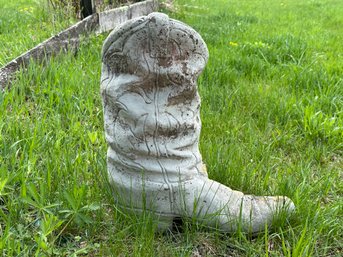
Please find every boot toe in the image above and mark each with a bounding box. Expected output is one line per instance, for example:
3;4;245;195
243;195;295;233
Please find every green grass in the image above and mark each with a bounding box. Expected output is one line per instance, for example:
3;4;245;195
1;0;342;256
0;0;76;66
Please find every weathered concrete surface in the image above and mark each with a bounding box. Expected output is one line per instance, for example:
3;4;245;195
101;12;295;233
97;0;158;33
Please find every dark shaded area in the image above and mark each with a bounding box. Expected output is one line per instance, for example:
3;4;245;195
80;0;94;18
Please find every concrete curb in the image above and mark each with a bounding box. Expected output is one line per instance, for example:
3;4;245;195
0;0;158;89
98;0;157;33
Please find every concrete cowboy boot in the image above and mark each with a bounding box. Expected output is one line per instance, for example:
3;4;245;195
100;12;295;233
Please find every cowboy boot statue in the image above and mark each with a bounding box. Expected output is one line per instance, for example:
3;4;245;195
100;12;295;233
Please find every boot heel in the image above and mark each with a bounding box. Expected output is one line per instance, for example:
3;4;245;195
157;215;174;231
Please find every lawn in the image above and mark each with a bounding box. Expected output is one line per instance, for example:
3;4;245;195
0;0;76;66
0;0;342;256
